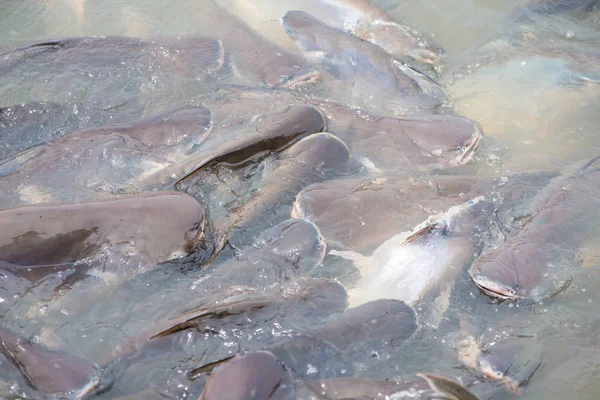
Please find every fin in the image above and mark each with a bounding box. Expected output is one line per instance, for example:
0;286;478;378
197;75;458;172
149;296;277;339
418;373;481;400
187;355;236;380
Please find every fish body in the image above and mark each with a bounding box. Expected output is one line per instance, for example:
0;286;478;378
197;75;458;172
0;326;100;399
470;155;600;300
0;191;205;281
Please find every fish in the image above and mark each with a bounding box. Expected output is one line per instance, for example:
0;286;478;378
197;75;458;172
0;104;324;207
188;1;311;87
282;10;447;117
105;279;346;385
198;351;295;400
331;197;493;326
0;106;212;207
188;298;417;381
469;155;600;301
0;325;100;399
0;36;225;120
446;316;542;396
312;100;483;173
172;103;326;188
215;0;445;71
0;191;205;283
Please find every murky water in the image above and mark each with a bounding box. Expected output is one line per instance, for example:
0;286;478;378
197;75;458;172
1;1;600;399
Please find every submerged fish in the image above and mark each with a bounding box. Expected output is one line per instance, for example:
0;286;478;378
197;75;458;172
0;106;212;206
107;279;346;383
216;0;444;70
0;101;82;161
0;325;100;399
0;191;205;283
0;36;225;119
469;155;600;301
198;351;294;400
331;197;493;325
189;1;310;87
282;10;446;117
188;298;417;381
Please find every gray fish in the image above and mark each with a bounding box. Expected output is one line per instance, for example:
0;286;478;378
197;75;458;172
0;36;225;119
0;106;212;207
293;170;558;252
215;0;444;70
282;10;446;117
106;279;346;384
469;155;600;300
172;104;326;188
0;326;100;399
109;220;330;361
189;1;311;87
312;100;483;173
0;191;205;283
330;197;493;326
292;175;476;252
198;351;294;400
189;298;417;381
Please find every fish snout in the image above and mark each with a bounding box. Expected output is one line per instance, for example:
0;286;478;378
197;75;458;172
469;265;520;300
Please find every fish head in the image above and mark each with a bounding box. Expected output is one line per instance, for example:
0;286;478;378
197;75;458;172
253;219;326;273
469;250;528;300
403;117;484;168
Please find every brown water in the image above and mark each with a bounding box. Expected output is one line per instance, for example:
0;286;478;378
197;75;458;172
1;1;600;399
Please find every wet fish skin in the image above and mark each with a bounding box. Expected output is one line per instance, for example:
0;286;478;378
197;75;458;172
282;10;446;116
254;299;417;380
190;1;310;87
0;326;100;399
0;106;213;207
0;36;225;122
0;101;81;161
312;101;483;172
173;104;326;189
217;0;444;71
197;351;294;400
469;156;600;300
0;191;205;282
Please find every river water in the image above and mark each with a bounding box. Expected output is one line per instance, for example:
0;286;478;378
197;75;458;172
1;1;600;399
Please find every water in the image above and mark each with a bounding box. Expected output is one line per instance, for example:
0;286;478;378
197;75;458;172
1;0;600;399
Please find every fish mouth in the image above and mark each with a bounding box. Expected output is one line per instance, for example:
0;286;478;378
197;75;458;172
456;126;484;165
471;273;519;300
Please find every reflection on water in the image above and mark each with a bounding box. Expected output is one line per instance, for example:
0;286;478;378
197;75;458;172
0;0;600;399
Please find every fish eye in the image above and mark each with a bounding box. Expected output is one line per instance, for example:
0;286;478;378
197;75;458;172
456;146;463;152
